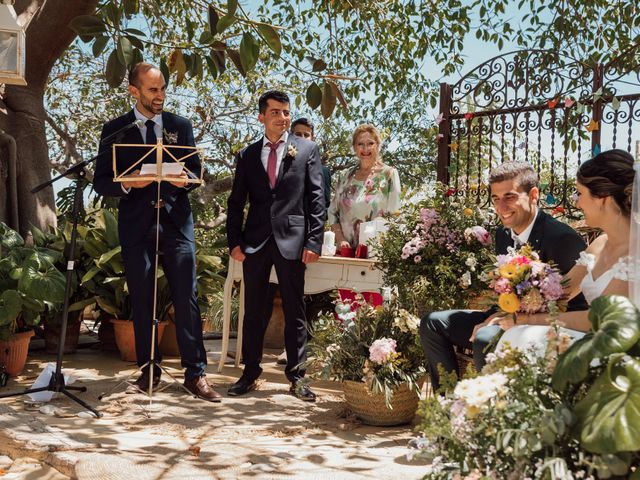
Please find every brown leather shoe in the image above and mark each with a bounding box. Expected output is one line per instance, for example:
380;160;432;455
184;376;222;402
126;371;160;394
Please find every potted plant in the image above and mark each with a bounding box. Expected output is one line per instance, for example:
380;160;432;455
375;183;495;316
308;292;425;426
411;295;640;479
29;223;94;354
80;209;170;361
0;223;66;376
159;248;225;356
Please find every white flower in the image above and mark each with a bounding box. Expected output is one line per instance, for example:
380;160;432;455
459;271;472;288
454;373;508;408
465;254;477;271
369;338;397;364
163;129;178;144
287;143;298;158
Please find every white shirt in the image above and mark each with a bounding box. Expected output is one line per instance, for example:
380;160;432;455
134;108;163;141
122;109;164;194
244;132;289;254
510;208;538;246
260;131;288;177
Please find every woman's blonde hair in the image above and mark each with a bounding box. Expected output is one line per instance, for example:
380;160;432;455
352;124;382;147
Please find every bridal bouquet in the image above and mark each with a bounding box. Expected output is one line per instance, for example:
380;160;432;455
487;244;566;316
375;183;495;315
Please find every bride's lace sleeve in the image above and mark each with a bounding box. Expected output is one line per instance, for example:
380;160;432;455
575;251;595;270
611;256;633;281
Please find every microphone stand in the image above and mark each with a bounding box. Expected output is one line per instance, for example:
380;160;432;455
0;151;107;418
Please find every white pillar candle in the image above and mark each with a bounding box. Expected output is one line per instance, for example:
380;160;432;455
323;230;335;246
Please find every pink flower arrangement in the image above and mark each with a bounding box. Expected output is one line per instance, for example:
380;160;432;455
464;226;492;246
369;337;397;364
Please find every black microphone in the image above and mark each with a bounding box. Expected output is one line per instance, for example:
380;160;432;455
100;119;145;145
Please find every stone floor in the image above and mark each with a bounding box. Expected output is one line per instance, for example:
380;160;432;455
0;334;429;479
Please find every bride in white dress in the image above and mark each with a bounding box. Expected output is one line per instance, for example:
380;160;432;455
497;149;637;355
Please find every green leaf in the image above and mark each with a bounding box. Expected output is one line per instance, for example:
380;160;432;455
227;0;238;16
217;15;236;34
81;266;101;284
97;246;122;268
18;255;66;303
208;5;219;34
553;295;640;391
69;298;97;312
306;82;322;109
0;222;24;249
210;49;226;76
92;36;109;57
105;49;126;88
160;58;170;85
68;15;106;36
116;36;134;68
321;80;337;118
257;23;282;57
0;290;22;327
123;0;139;16
101;209;120;248
239;32;259;73
575;355;640;453
226;48;245;77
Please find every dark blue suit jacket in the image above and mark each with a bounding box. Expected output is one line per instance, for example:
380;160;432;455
93;110;201;247
226;135;326;260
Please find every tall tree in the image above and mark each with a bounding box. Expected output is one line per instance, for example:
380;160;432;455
0;0;98;236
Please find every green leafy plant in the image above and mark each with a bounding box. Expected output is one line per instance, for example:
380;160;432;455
374;182;495;316
307;293;425;406
0;223;66;340
412;295;640;478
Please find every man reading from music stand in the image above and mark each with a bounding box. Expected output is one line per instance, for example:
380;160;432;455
93;62;221;402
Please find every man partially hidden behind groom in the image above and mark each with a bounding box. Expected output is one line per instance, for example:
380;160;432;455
94;62;221;401
226;90;326;401
420;161;589;391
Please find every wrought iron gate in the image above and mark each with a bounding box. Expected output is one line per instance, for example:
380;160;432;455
436;49;640;208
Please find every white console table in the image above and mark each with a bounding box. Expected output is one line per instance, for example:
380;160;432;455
217;255;384;372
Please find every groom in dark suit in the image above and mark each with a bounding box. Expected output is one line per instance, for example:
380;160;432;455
420;161;588;391
94;62;220;401
226;90;325;401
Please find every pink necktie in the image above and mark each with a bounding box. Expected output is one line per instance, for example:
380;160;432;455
266;141;283;188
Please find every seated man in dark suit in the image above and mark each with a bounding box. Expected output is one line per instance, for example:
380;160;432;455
419;161;588;391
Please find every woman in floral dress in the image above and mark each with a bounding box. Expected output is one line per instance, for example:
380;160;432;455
328;124;401;248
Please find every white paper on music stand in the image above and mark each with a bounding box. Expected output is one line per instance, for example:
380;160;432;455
27;362;75;402
139;162;184;176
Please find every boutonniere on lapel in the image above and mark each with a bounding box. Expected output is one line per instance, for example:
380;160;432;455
286;143;298;159
163;129;178;144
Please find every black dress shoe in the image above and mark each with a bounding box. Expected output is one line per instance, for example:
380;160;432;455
126;371;161;394
227;376;257;396
290;383;316;402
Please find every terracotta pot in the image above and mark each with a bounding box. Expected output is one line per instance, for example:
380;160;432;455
44;311;82;354
0;330;35;377
263;292;285;349
111;319;167;362
98;320;118;351
159;321;180;357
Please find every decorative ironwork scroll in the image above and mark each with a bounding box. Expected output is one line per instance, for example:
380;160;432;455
437;49;640;211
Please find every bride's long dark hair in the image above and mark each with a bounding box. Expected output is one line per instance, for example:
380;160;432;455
577;149;635;216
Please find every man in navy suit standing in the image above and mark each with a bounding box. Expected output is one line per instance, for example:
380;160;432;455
94;62;221;402
226;91;325;401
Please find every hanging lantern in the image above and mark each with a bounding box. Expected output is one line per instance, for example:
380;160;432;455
0;0;26;86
